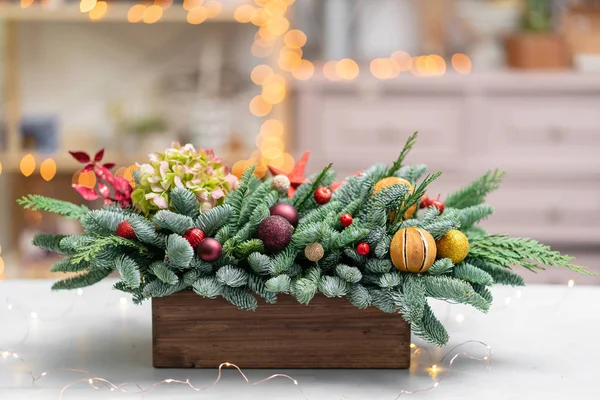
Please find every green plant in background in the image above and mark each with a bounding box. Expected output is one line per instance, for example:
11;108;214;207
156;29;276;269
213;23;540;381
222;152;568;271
521;0;552;32
17;133;591;346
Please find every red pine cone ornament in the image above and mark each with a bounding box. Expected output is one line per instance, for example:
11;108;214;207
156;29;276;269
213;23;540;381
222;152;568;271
356;242;370;256
116;220;136;240
183;228;205;248
314;186;332;205
340;213;353;227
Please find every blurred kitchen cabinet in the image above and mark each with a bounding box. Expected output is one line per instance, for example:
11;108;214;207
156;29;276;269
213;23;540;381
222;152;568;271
295;72;600;246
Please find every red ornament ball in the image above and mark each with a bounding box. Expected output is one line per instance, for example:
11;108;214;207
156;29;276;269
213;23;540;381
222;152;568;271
196;238;222;262
430;199;445;214
314;186;332;205
258;215;293;253
270;202;299;227
419;195;431;209
356;242;370;256
116;220;136;240
340;213;353;227
183;228;205;248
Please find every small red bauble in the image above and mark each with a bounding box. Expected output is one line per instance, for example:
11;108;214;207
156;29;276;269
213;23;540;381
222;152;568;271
430;195;445;214
419;195;431;209
116;220;136;240
196;238;223;262
340;213;353;227
356;242;370;256
314;186;332;205
183;228;205;248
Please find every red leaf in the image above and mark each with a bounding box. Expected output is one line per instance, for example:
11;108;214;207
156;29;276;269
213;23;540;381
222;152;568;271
69;151;91;163
102;162;116;170
97;182;111;199
72;184;100;201
94;165;115;185
81;164;94;173
94;149;105;162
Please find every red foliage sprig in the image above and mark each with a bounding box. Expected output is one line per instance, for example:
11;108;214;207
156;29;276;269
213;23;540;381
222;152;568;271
69;149;132;207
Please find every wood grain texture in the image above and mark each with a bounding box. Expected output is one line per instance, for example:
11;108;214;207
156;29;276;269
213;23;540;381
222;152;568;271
152;291;411;369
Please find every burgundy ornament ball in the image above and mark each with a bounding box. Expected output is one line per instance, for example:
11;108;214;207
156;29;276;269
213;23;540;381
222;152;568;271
196;238;222;262
314;186;332;205
356;242;370;256
116;220;136;240
183;227;205;248
270;202;299;227
258;215;294;253
340;213;353;227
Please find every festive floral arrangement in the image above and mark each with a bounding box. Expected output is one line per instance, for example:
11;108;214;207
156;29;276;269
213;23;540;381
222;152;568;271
18;134;590;346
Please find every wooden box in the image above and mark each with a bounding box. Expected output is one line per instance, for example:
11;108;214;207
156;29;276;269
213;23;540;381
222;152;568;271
152;291;411;369
505;33;572;69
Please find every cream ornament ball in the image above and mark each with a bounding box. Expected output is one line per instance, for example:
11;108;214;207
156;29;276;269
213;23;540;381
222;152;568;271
272;174;291;195
304;242;325;262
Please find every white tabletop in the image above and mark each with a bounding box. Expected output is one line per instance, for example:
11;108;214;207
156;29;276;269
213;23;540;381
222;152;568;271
0;279;598;399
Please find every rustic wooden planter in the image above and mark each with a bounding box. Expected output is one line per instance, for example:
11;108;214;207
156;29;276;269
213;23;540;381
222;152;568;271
152;291;411;369
505;33;572;70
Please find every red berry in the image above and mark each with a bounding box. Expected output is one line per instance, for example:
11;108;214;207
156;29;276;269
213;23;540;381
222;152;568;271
340;213;353;227
116;220;136;240
430;199;445;214
356;242;370;256
314;186;332;205
183;228;205;248
419;195;431;209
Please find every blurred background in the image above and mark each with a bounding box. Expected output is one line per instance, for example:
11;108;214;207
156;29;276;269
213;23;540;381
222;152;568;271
0;0;598;284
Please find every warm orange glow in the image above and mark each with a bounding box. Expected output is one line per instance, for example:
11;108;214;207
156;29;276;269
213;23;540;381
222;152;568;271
266;16;290;37
183;0;203;11
88;1;108;21
25;209;43;226
251;41;273;58
323;61;340;81
0;257;4;277
127;4;146;22
124;165;139;184
261;146;284;161
292;59;314;80
427;54;446;76
115;167;127;177
154;0;173;8
391;51;412;72
75;170;97;189
254;165;267;179
234;4;255;23
40;158;57;182
278;49;302;72
231;160;248;179
0;161;3;176
257;26;278;41
20;154;35;177
284;29;307;49
452;53;472;75
187;6;208;24
204;0;222;18
281;152;295;173
251;65;274;85
336;58;359;80
249;95;273;117
80;0;97;13
259;136;285;151
260;119;284;138
20;0;34;9
263;0;287;16
262;77;287;104
251;8;270;26
143;5;163;24
370;58;394;79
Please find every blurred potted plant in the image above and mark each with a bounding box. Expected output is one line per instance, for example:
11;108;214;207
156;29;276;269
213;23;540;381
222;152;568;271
109;102;170;153
505;0;571;69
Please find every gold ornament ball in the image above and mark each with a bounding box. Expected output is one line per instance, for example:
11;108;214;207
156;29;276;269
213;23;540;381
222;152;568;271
304;242;324;262
390;227;437;273
436;229;470;264
373;177;416;220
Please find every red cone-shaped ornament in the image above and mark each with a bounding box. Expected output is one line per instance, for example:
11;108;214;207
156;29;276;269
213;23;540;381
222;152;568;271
116;221;136;240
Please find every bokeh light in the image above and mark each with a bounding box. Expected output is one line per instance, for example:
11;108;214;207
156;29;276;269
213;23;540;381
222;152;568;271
284;29;307;49
336;58;359;80
278;49;302;72
250;8;270;26
370;58;395;79
187;6;208;24
266;16;290;37
291;59;314;80
80;0;97;13
40;158;57;182
127;4;146;22
391;51;412;72
25;209;43;226
452;53;472;75
323;61;340;81
183;0;203;11
0;257;4;277
73;170;97;189
20;154;35;177
88;1;108;21
249;95;272;117
251;41;273;58
0;160;3;176
260;119;284;138
20;0;34;9
143;5;163;24
234;4;255;23
251;65;274;85
204;0;222;18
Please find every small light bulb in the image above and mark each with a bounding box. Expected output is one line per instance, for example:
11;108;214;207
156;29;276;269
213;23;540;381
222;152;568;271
165;379;174;383
455;314;465;323
13;353;18;358
433;382;440;388
431;364;438;371
77;289;83;296
410;343;416;349
2;351;9;358
41;372;47;376
30;312;38;319
225;362;231;366
7;304;13;310
88;378;94;384
568;279;575;288
120;297;127;305
483;356;488;360
293;380;298;385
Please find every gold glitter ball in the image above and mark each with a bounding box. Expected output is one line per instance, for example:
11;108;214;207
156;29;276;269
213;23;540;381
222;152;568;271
304;242;324;262
435;229;469;264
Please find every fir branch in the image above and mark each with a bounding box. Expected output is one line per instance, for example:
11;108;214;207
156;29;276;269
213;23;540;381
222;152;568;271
373;234;392;259
170;187;200;219
335;264;362;283
192;277;224;298
467;258;525;286
143;279;183;298
410;303;449;346
195;205;233;237
150;261;179;285
233;239;264;259
445;170;505;209
369;288;397;313
52;269;112;290
397;164;428;184
318;276;349;297
347;284;371;309
427;258;454;276
293;163;333;211
50;258;88;273
268;247;296;275
424;275;490;312
469;234;592;275
165;234;194;269
18;195;89;220
225;165;256;229
248;252;271;275
387;131;418;176
216;265;249;288
70;236;149;265
115;255;141;289
265;274;291;293
222;287;258;311
154;210;194;235
391;171;442;231
457;204;494;229
82;209;126;236
378;272;404;288
453;262;494;286
402;275;427;324
293;278;318;304
471;283;493;303
33;233;68;254
365;258;393;274
247;275;277;304
304;266;322;283
418;209;461;239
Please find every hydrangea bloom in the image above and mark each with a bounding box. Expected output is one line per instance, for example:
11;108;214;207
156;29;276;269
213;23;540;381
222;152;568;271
131;143;238;215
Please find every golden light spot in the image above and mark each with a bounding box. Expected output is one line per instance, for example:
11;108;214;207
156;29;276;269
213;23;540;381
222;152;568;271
336;58;359;80
262;74;286;88
234;4;255;23
80;0;97;13
278;49;302;72
284;29;307;49
25;209;43;226
250;8;270;26
183;0;203;11
143;4;163;24
292;59;314;80
232;160;248;178
427;54;446;76
281;152;295;174
259;136;285;151
187;6;208;24
251;42;273;58
127;4;146;22
0;160;3;176
0;244;2;254
323;61;340;81
260;119;284;138
20;154;36;177
204;0;222;18
262;152;284;169
251;65;274;86
249;95;272;117
115;167;127;177
413;56;430;76
20;0;34;9
124;165;139;185
261;146;284;161
391;51;412;72
155;0;173;8
263;0;287;16
88;1;108;21
254;0;269;6
452;53;472;75
254;165;267;179
77;170;97;189
266;16;290;36
40;159;57;182
0;257;4;277
370;58;394;79
257;26;278;41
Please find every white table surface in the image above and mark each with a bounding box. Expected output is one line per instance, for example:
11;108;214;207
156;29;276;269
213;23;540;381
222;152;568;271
0;279;598;400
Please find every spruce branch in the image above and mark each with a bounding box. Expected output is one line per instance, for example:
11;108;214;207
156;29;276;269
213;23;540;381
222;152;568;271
391;171;442;231
453;262;494;286
318;276;349;297
457;204;494;229
467;258;526;286
154;210;194;235
335;264;362;283
387;131;418;176
402;275;427;324
248;252;271;275
247;275;277;304
216;265;249;288
424;275;491;312
33;234;68;254
427;258;454;276
165;234;194;269
52;269;112;290
18;195;89;220
50;258;88;273
70;236;149;265
195;205;233;237
445;170;505;209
